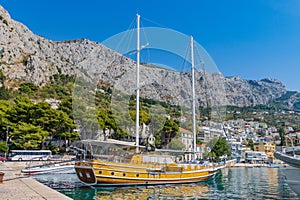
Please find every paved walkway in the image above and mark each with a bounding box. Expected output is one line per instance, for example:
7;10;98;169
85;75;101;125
0;162;72;200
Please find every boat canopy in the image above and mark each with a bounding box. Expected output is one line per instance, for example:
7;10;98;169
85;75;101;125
79;139;145;148
142;155;174;164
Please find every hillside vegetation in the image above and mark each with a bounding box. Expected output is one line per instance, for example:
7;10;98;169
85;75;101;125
1;66;299;155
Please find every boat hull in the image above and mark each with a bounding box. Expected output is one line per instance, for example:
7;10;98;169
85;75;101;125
75;160;223;187
274;151;300;168
275;151;300;195
281;166;300;196
22;165;75;175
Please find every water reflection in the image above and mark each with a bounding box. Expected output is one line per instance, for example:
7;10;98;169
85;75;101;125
93;184;209;200
208;168;297;200
33;168;298;200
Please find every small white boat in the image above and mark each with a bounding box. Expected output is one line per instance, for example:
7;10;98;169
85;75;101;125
22;162;75;175
274;151;300;168
275;136;300;196
282;165;300;196
267;164;281;168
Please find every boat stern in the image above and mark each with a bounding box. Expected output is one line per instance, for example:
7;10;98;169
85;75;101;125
75;162;97;185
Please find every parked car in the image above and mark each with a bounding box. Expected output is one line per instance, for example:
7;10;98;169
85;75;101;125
0;157;6;162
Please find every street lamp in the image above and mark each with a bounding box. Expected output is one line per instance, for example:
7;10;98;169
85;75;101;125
4;126;9;159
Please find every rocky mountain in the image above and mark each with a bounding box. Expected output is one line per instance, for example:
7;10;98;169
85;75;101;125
0;5;288;108
268;91;300;111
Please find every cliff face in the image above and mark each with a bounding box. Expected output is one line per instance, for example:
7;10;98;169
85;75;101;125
0;5;286;107
224;77;286;106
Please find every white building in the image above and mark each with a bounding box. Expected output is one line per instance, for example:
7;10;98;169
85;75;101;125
179;127;193;150
198;126;224;142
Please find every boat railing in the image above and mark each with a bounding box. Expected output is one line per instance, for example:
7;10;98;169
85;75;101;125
286;146;300;153
92;154;133;164
24;159;75;169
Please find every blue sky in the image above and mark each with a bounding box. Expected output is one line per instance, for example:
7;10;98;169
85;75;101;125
1;0;300;91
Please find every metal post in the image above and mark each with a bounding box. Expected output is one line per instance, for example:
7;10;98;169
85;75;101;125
136;14;140;153
190;36;197;161
4;126;9;158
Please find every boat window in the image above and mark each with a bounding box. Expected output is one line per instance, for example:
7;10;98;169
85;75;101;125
79;172;83;177
111;172;114;175
86;173;91;178
136;174;139;177
123;173;126;176
99;171;102;174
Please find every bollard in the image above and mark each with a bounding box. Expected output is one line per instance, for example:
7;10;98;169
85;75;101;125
0;172;5;183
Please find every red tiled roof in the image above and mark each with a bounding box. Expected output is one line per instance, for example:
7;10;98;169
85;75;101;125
179;127;192;134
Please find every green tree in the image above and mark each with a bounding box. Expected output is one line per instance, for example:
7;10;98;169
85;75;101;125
58;97;73;118
59;131;80;148
0;141;8;152
196;138;203;145
52;111;76;140
109;92;134;139
168;138;185;150
6;97;76;149
0;86;10;100
279;127;286;146
129;110;151;125
148;108;166;147
8;96;34;124
209;137;230;161
208;151;217;160
247;138;254;150
0;100;12;141
73;104;99;140
0;70;5;84
10;122;48;149
160;119;179;147
18;82;38;94
97;107;131;140
28;101;76;146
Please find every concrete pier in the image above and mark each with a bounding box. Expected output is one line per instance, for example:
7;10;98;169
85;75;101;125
0;162;72;200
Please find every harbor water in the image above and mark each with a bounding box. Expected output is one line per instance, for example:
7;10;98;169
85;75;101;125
33;167;299;199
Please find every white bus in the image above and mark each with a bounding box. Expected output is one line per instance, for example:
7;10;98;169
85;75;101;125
9;150;52;161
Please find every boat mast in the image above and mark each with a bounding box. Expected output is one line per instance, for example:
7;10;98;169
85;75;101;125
190;36;197;160
136;14;140;153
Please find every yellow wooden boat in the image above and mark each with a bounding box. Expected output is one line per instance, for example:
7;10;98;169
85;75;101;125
75;154;224;186
75;14;225;186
